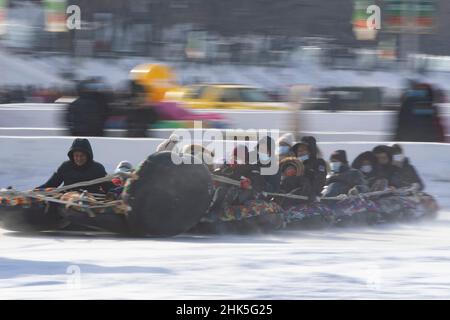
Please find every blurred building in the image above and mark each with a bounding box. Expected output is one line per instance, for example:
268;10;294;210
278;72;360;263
1;0;450;67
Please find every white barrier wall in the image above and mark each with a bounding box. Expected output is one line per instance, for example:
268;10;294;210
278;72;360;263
1;103;450;141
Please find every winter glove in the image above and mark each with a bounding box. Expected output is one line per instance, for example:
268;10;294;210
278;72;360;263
335;194;348;201
348;186;362;196
111;177;123;187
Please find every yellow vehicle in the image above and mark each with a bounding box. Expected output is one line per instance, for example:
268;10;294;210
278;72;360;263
166;84;289;110
130;63;178;102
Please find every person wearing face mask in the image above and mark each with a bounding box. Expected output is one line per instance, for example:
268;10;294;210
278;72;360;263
351;151;380;190
278;157;312;205
292;137;327;200
209;145;256;215
394;82;446;142
389;144;424;190
276;133;295;161
372;145;396;177
107;160;135;200
291;136;328;200
252;136;281;193
322;150;367;197
214;145;252;180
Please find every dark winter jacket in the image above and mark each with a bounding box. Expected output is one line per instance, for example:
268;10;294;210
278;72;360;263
280;175;313;197
394;95;445;142
300;136;328;197
390;158;424;190
351;151;380;188
253;157;281;194
66;90;109;136
39;139;111;193
322;165;367;197
371;145;400;184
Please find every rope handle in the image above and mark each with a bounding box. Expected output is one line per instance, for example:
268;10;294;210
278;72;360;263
211;174;419;201
1;173;419;207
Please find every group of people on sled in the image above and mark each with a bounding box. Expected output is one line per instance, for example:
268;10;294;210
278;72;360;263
184;133;424;213
37;134;424;211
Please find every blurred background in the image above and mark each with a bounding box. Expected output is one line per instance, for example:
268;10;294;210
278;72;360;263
0;0;448;142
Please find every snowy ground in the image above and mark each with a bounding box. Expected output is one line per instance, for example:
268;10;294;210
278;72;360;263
2;213;450;299
1;138;450;299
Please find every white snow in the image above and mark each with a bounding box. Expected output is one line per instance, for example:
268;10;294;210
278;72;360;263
0;137;450;299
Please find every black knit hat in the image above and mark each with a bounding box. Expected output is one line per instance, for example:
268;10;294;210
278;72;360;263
330;150;348;164
372;145;393;162
351;151;377;169
291;141;309;155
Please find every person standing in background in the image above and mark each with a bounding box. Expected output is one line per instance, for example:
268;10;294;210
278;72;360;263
394;83;446;142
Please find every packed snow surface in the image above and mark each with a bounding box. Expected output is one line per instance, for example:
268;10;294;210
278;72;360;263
1;137;450;299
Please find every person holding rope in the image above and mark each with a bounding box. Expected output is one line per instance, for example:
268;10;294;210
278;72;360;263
278;157;313;206
390;144;424;191
371;145;400;191
351;151;382;191
276;133;295;161
322;150;367;197
291;136;327;200
106;161;135;200
209;145;256;215
38;138;112;194
252;136;281;193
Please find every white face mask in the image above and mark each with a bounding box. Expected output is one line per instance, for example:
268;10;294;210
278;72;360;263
330;162;342;172
298;154;309;162
393;154;404;162
361;165;372;173
278;146;290;155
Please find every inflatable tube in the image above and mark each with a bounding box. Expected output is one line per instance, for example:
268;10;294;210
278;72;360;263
197;193;439;232
124;151;213;236
0;202;68;232
193;199;285;234
192;213;285;234
62;209;129;234
284;202;334;229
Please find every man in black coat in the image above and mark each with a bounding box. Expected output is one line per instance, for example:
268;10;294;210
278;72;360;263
39;138;111;194
390;144;424;190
